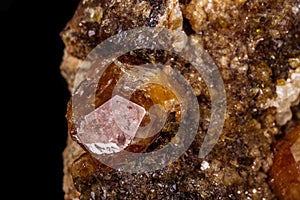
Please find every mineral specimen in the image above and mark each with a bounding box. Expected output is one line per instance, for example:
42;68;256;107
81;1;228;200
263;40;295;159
60;0;300;199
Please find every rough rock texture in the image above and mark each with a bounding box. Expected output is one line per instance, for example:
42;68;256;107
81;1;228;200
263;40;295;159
60;0;300;199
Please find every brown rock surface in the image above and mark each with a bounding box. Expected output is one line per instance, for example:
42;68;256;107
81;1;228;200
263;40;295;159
60;0;300;199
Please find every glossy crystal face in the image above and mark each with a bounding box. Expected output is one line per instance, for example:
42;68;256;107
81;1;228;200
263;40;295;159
291;137;300;164
77;95;146;155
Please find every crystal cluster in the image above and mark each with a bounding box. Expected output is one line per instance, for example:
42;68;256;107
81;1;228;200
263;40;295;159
60;0;300;199
267;66;300;125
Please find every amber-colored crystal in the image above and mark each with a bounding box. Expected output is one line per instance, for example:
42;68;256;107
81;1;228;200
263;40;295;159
67;61;181;165
269;123;300;200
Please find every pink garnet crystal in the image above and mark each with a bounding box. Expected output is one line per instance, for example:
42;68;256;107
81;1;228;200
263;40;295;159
77;95;146;155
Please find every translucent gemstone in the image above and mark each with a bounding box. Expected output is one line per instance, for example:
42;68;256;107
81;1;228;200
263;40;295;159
77;95;146;155
270;124;300;199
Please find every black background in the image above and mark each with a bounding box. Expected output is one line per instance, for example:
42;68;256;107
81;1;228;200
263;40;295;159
1;0;79;199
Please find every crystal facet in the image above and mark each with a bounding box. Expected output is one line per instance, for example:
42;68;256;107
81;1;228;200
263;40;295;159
270;124;300;199
77;95;146;154
291;137;300;163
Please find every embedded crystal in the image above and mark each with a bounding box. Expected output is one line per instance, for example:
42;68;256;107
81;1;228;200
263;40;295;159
77;95;146;155
60;0;300;199
270;124;300;200
291;136;300;164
